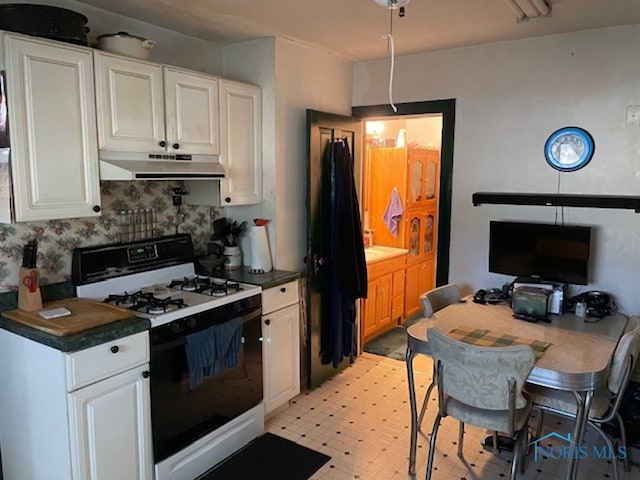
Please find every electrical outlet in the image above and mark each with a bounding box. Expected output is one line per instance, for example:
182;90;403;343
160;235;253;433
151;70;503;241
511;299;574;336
172;185;188;195
626;105;640;126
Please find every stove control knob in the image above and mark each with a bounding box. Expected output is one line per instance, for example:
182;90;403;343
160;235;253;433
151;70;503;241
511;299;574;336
142;371;151;378
110;345;119;354
264;319;271;326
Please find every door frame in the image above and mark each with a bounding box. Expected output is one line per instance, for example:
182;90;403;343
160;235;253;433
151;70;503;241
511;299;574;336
351;99;455;287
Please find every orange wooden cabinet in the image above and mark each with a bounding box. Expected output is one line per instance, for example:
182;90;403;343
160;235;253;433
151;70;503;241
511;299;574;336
367;146;440;320
361;255;405;344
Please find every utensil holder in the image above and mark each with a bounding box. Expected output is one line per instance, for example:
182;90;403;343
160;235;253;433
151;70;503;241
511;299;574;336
223;246;242;270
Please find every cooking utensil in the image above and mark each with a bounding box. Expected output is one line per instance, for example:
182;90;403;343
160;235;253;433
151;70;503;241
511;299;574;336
0;4;90;46
97;32;156;60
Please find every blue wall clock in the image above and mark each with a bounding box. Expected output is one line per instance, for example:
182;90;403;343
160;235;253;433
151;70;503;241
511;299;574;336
544;126;595;172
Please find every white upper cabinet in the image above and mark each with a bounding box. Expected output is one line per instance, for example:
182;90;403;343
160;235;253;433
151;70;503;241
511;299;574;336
219;79;262;205
164;67;219;155
1;32;101;223
94;52;219;155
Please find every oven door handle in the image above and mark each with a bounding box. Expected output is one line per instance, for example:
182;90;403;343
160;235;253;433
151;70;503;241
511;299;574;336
152;307;263;352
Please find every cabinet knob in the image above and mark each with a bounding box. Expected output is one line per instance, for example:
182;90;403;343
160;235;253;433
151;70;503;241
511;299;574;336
224;197;231;203
92;205;101;213
159;140;167;148
280;287;286;293
264;319;271;326
172;143;180;150
110;345;119;354
142;370;151;378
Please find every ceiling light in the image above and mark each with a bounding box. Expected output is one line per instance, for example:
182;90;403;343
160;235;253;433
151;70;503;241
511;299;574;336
504;0;551;23
374;0;410;10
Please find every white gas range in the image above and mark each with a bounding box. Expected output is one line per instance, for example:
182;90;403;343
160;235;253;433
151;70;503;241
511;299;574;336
72;234;265;480
75;261;261;328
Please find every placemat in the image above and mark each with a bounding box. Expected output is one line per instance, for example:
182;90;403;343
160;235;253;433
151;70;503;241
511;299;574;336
448;326;551;359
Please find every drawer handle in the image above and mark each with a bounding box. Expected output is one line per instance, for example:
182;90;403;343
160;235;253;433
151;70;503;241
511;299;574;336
142;370;151;379
280;287;286;293
110;345;119;354
264;319;271;326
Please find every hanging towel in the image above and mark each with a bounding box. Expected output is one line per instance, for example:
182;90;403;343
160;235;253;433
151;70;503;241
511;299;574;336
210;317;243;375
185;327;215;389
382;187;404;236
184;318;243;389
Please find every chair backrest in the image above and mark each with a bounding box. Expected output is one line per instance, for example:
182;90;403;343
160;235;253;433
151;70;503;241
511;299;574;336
420;284;461;318
427;327;535;411
608;315;640;395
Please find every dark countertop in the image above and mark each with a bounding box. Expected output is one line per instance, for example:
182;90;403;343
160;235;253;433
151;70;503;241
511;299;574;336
0;269;300;352
203;267;301;290
0;281;150;353
0;315;150;353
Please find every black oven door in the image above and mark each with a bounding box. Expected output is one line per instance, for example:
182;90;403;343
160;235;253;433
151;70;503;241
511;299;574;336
149;295;263;462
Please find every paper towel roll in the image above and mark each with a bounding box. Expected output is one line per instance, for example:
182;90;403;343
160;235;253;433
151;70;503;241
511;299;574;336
249;225;272;273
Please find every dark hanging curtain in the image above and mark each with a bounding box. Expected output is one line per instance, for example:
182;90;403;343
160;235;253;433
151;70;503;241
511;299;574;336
327;138;368;368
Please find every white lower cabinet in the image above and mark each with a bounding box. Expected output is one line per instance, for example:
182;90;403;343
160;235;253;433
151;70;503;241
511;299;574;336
262;280;301;415
0;330;152;480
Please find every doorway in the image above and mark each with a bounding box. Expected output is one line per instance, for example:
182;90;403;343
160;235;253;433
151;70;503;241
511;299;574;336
352;99;455;289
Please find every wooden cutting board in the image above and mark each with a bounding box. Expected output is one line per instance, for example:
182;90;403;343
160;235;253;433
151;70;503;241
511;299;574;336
2;298;134;336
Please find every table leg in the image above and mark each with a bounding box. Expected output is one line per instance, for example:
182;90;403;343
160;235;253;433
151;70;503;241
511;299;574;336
406;346;418;477
566;390;593;480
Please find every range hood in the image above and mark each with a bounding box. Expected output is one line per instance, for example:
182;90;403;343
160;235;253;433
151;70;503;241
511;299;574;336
99;151;226;181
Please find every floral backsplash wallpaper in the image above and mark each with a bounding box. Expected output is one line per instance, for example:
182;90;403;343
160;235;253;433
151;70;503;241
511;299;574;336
0;181;220;292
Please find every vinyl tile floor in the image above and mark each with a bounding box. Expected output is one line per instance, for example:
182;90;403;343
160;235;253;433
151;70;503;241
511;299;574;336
265;352;640;480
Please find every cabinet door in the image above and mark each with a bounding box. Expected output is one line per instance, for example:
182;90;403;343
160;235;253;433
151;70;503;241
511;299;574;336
164;67;219;155
68;364;153;480
219;80;262;205
406;149;440;210
376;273;393;329
263;303;300;414
3;34;101;222
404;259;435;318
361;278;379;342
94;52;165;152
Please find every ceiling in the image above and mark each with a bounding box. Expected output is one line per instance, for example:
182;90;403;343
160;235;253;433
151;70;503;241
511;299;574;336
75;0;640;62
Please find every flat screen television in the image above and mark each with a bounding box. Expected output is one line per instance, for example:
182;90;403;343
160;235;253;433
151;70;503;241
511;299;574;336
489;221;592;285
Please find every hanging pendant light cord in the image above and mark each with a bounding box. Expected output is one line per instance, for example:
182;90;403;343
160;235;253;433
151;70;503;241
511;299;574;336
386;33;398;112
385;9;398;112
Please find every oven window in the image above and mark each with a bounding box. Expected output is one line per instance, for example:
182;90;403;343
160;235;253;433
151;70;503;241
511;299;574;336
150;309;263;462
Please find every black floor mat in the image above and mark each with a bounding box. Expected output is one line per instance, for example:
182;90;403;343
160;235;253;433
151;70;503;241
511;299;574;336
363;314;422;361
198;432;331;480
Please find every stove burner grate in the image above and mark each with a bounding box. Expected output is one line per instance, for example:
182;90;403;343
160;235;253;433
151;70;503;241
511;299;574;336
105;291;154;309
168;276;212;293
202;280;242;297
141;296;187;314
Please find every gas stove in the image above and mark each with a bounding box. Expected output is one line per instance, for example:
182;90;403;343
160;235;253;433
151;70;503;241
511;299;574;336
72;235;262;328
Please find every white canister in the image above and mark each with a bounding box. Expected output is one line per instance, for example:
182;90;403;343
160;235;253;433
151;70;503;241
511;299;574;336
575;300;587;317
223;246;242;270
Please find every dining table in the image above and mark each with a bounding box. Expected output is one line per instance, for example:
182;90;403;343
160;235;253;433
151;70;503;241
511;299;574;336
405;298;628;480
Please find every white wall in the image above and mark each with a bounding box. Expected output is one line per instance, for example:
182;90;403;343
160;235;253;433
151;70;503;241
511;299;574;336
354;24;640;314
225;37;353;272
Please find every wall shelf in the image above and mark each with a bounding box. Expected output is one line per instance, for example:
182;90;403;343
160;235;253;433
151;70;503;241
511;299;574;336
472;192;640;213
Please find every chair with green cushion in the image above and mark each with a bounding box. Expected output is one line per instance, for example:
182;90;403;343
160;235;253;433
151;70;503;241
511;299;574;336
527;315;640;480
425;326;535;480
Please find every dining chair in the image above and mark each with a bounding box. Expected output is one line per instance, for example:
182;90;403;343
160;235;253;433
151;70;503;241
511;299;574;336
527;315;640;480
416;283;462;426
419;283;461;318
424;327;535;480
